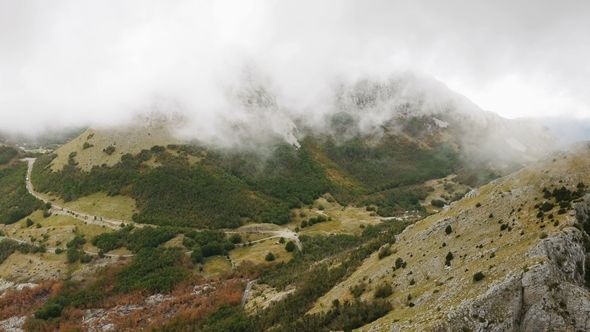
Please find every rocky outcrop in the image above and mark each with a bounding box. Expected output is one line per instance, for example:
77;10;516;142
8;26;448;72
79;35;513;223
440;228;590;332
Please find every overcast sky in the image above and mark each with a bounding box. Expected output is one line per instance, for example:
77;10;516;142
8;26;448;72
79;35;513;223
1;0;589;142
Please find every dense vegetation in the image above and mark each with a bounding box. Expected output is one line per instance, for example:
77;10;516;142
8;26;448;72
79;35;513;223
0;146;18;165
26;219;408;331
31;119;466;228
0;161;44;225
153;219;410;331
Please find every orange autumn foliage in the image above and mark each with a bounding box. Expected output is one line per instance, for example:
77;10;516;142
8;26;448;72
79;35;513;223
0;280;62;321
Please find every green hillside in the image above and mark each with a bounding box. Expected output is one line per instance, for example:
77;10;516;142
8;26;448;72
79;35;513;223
30;123;464;229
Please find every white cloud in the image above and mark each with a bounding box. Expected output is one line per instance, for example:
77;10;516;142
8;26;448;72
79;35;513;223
1;0;589;140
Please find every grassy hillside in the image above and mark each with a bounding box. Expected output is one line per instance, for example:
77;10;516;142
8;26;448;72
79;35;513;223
31;120;468;229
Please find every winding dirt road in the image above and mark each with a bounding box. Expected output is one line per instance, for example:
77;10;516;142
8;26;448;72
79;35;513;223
0;235;133;258
19;158;302;259
23;158;142;229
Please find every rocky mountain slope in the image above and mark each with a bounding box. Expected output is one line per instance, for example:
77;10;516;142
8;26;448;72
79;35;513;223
310;142;590;331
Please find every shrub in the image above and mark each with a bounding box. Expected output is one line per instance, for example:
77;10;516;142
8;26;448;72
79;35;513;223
265;252;275;261
300;220;308;228
103;146;115;155
445;252;454;266
350;282;367;298
229;233;242;244
445;225;452;235
431;199;445;208
25;218;34;227
395;257;406;269
191;247;203;264
374;283;393;298
473;272;485;282
318;205;325;211
378;246;392;259
223;241;235;251
150;145;166;153
279;237;285;244
541;202;554;212
475;202;481;207
409;278;416;285
285;241;296;252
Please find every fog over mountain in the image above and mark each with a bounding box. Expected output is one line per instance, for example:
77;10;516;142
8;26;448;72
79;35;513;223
1;0;589;142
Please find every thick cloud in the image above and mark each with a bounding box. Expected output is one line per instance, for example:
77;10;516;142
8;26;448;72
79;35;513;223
1;0;589;140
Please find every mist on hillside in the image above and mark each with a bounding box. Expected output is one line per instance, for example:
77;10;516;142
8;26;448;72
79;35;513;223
1;1;588;144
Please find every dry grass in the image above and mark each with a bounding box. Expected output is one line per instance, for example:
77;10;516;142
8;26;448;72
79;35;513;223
162;234;186;249
286;197;383;236
230;240;293;266
202;256;232;277
309;146;590;330
0;252;68;283
53;192;137;221
245;283;297;313
421;174;472;214
50;125;184;172
2;211;113;249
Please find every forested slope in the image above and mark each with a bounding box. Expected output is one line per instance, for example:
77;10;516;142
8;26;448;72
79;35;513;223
31;124;462;229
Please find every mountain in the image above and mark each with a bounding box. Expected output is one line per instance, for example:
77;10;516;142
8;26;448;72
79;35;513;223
0;72;578;332
30;72;561;229
307;142;590;331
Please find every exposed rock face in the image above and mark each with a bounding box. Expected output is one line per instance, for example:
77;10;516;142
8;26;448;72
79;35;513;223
0;315;26;332
441;228;590;332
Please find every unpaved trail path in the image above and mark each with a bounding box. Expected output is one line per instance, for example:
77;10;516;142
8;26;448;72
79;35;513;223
240;278;259;306
0;236;134;258
231;228;302;251
23;158;142;229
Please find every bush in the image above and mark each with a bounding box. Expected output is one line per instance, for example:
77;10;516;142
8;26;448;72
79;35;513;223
229;233;242;244
431;199;445;208
541;202;554;212
104;146;115;155
374;283;393;298
445;251;454;266
191;247;203;264
378;246;392;259
300;220;308;228
223;241;235;251
265;252;275;261
445;225;452;235
394;257;406;269
285;241;296;252
473;272;485;282
26;218;34;227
